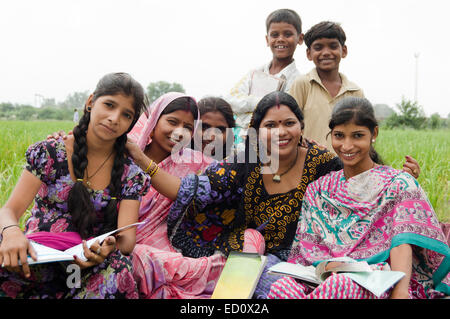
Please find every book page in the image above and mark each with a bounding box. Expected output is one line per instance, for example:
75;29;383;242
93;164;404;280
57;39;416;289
268;259;405;297
268;262;320;286
318;260;372;281
343;271;405;297
64;222;145;261
27;241;74;265
249;71;285;97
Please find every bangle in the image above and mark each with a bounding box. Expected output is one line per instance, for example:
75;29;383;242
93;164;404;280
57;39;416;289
0;224;21;240
144;160;153;173
149;164;160;177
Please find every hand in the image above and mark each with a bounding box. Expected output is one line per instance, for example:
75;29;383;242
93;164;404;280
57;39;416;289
46;130;72;141
0;226;37;278
303;137;326;150
402;155;420;179
73;236;116;269
125;136;146;164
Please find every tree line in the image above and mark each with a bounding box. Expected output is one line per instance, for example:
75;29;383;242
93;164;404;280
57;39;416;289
0;81;185;121
378;98;449;130
0;81;448;129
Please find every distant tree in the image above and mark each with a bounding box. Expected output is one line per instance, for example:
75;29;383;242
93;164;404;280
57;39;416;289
147;81;185;103
59;91;89;109
429;113;442;129
373;104;395;121
38;107;72;120
0;102;14;114
385;97;426;129
0;102;15;118
16;105;38;120
40;97;57;108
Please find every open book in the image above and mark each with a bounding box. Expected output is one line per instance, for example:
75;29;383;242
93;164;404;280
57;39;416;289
248;70;286;97
25;222;144;265
211;252;267;299
268;257;405;297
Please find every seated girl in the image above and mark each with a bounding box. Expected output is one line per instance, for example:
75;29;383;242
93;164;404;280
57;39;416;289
124;93;226;299
0;73;150;299
267;97;449;299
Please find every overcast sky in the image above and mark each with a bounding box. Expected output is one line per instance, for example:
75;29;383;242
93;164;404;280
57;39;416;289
0;0;448;116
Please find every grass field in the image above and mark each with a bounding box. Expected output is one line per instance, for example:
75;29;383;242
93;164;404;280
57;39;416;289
0;121;75;227
0;121;449;225
375;128;449;222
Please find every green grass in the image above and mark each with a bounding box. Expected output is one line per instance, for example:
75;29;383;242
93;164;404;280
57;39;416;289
0;122;448;227
375;129;449;222
0;120;75;228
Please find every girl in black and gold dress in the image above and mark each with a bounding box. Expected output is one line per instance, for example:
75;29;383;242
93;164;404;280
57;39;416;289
167;92;341;261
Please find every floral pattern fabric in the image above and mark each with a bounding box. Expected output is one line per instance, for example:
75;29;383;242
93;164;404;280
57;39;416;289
0;138;149;299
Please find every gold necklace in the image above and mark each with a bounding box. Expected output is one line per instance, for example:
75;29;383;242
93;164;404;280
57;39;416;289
272;147;299;183
85;150;114;187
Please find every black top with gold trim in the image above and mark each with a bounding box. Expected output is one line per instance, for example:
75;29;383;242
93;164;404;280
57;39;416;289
167;143;342;260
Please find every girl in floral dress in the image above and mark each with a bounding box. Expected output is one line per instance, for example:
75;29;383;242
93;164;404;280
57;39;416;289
0;73;150;299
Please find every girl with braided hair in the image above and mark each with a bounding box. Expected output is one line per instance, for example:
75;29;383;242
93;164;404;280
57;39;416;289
0;72;150;298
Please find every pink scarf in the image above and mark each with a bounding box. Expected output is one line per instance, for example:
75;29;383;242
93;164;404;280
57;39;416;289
26;232;84;251
127;92;214;248
128;92;201;151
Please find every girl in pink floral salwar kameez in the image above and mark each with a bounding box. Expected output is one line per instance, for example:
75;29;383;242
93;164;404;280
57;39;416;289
126;93;229;298
267;97;449;299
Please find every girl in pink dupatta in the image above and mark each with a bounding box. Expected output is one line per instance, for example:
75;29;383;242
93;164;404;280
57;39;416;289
268;97;449;299
126;92;226;299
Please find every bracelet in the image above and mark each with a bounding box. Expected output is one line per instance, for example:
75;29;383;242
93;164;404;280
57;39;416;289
0;224;21;239
144;160;154;173
149;164;160;177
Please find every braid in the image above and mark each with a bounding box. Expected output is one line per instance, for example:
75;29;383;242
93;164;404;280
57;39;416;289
103;134;127;233
66;72;147;239
369;145;384;165
71;113;90;179
68;112;97;239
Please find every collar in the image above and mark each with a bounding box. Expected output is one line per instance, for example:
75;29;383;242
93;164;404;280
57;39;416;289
263;60;298;77
308;68;360;96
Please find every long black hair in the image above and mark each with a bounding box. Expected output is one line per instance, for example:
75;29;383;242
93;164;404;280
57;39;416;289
328;97;384;165
68;72;147;239
160;96;198;120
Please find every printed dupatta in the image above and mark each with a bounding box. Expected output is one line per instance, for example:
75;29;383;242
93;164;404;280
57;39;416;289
288;165;450;297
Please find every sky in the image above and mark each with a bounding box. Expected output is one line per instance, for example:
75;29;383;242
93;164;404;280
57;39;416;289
0;0;449;117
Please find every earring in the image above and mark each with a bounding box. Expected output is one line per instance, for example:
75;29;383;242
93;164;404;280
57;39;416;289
87;106;91;111
372;139;376;143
